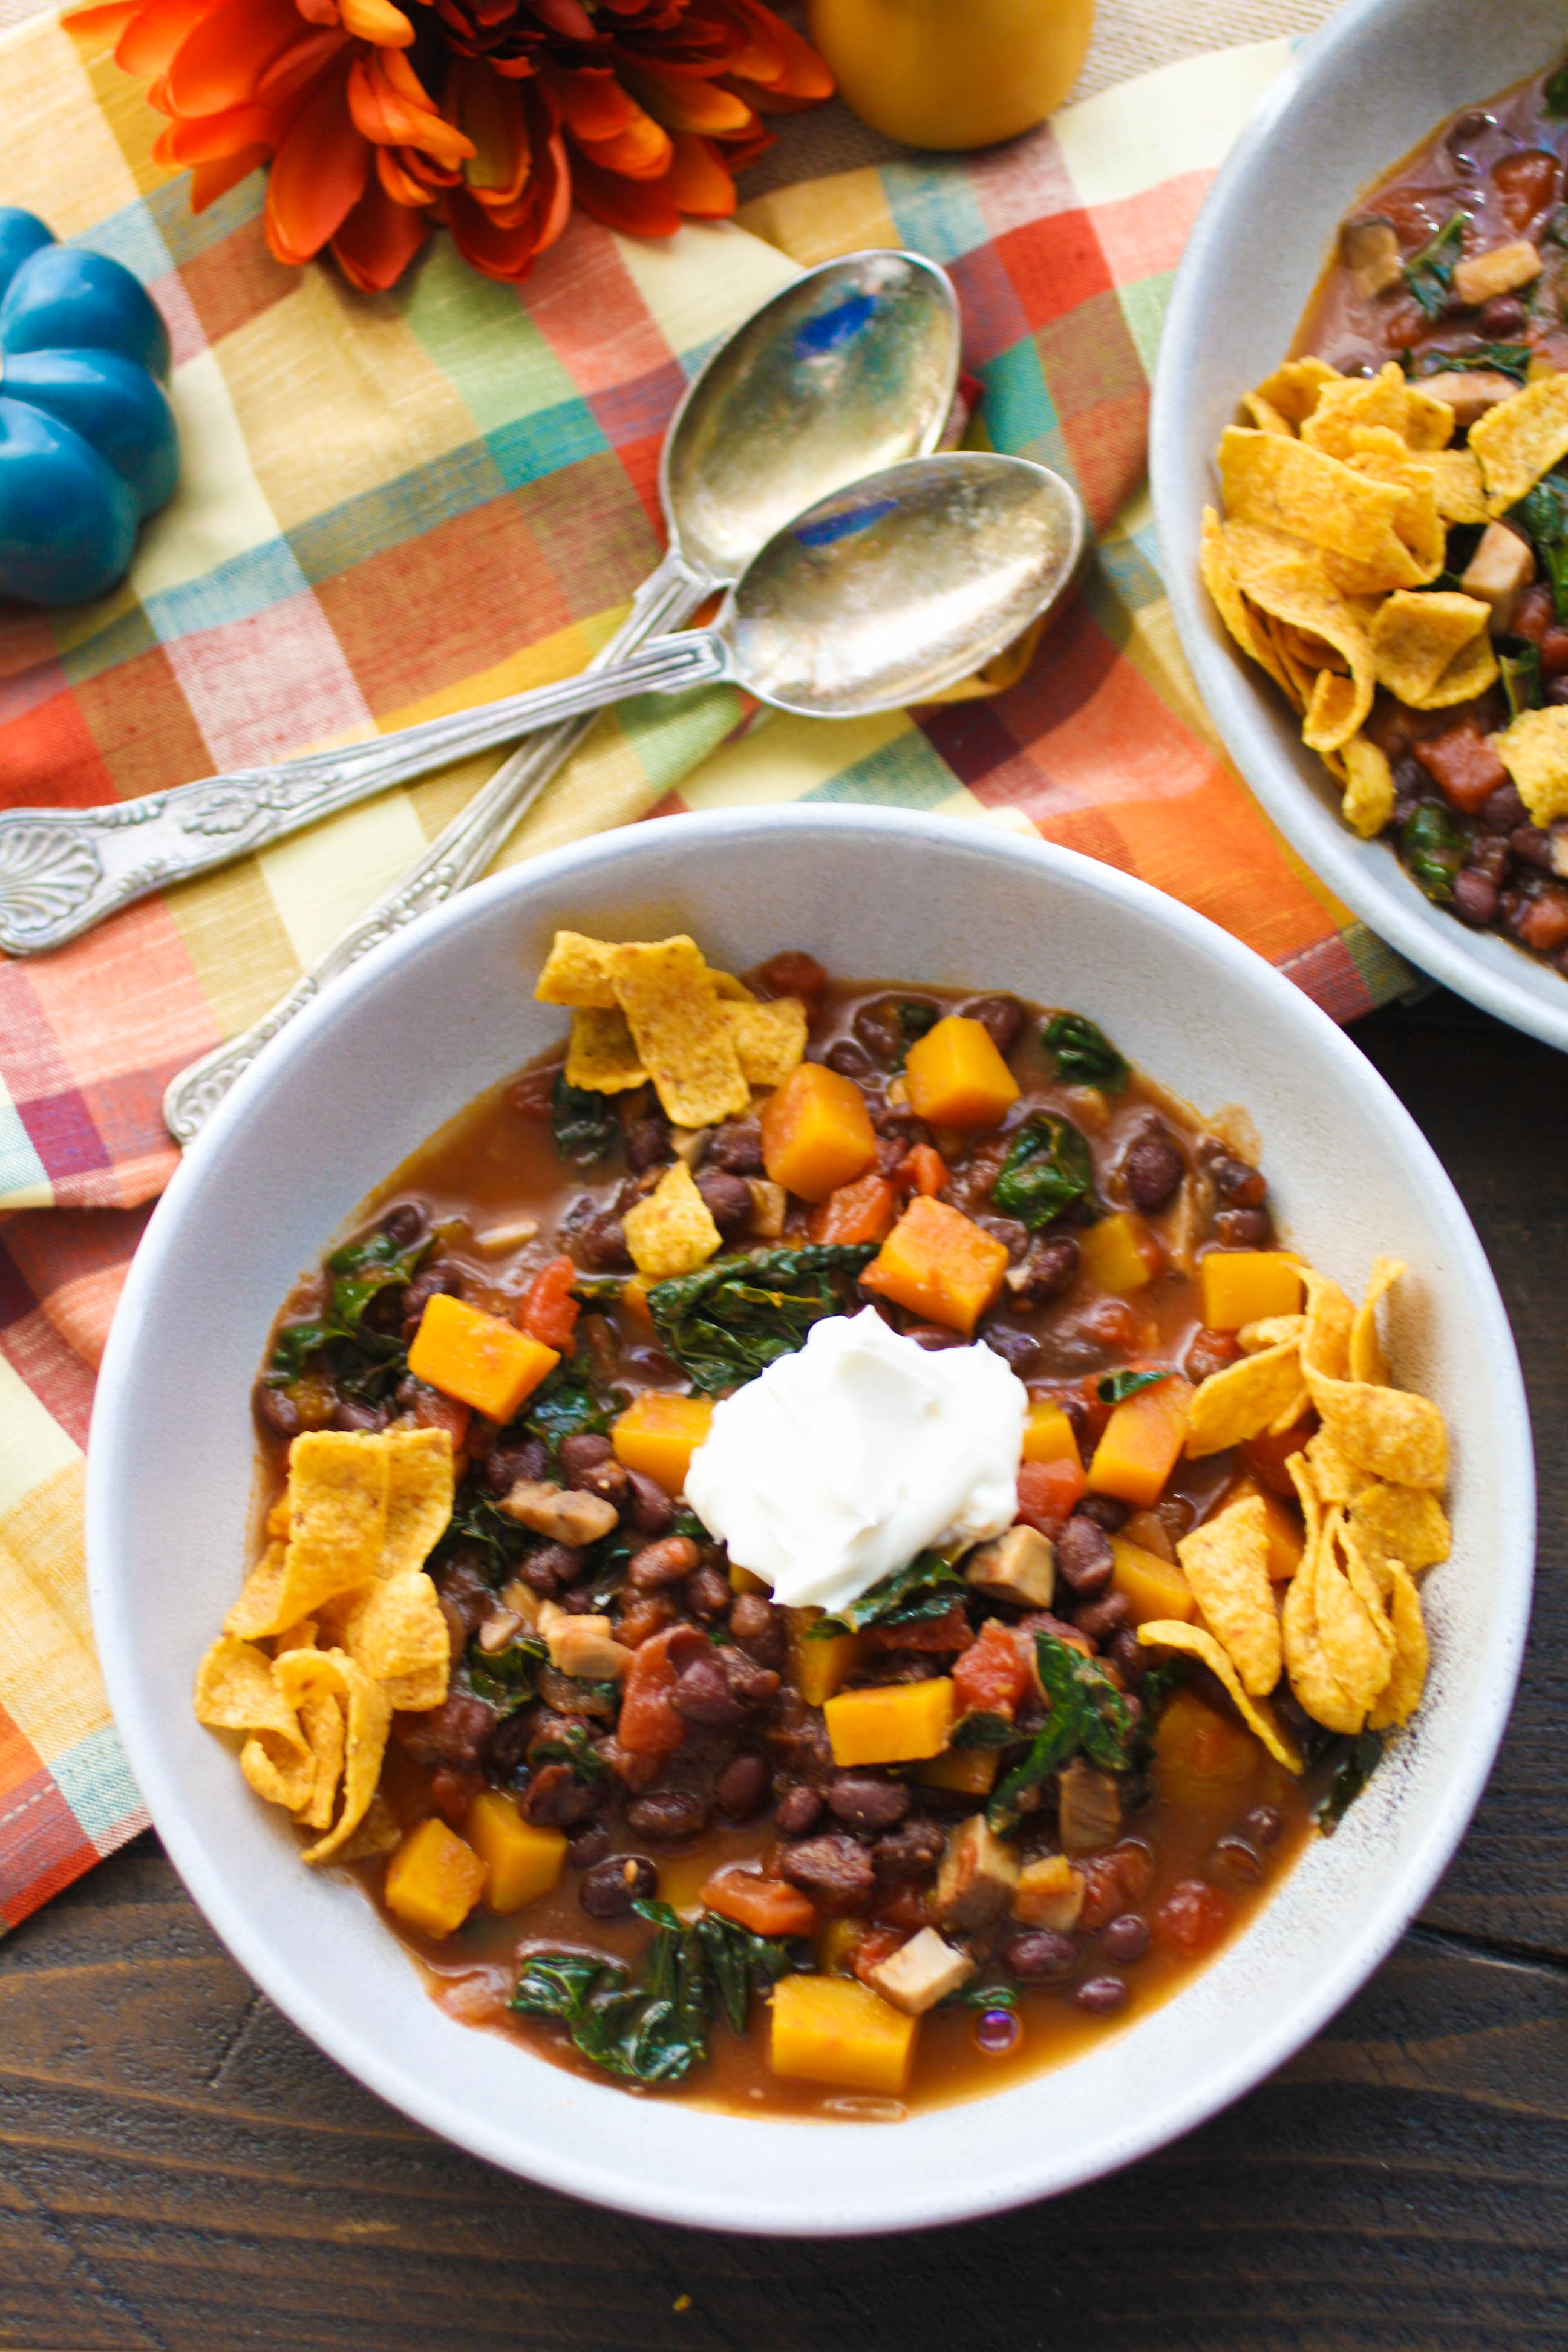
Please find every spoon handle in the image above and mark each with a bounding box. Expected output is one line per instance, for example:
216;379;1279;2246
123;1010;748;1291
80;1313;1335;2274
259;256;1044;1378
162;567;721;1145
0;553;714;958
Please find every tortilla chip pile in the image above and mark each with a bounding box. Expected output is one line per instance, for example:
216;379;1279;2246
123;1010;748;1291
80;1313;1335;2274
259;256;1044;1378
1140;1255;1451;1766
538;929;808;1281
194;1428;455;1864
1204;358;1568;841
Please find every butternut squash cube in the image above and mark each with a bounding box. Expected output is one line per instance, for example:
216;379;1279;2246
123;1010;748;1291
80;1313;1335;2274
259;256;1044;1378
860;1196;1009;1334
407;1293;558;1423
1111;1532;1197;1626
916;1745;998;1796
466;1789;567;1914
903;1015;1021;1131
759;1062;878;1202
384;1817;486;1939
612;1391;714;1496
769;1973;918;2096
1078;1210;1159;1295
788;1610;864;1707
1199;1250;1304;1330
1022;1401;1082;1469
1089;1377;1194;1508
824;1676;954;1766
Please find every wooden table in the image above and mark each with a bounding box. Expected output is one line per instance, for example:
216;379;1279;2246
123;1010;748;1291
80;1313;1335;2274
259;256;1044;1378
2;987;1563;2351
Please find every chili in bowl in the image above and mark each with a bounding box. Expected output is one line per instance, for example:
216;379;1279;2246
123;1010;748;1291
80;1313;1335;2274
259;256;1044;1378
88;807;1530;2230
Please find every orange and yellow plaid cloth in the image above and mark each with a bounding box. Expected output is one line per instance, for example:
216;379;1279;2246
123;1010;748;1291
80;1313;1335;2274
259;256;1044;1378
0;16;1406;1930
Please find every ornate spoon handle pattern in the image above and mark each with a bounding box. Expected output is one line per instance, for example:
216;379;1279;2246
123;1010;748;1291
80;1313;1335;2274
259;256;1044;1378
163;556;711;1145
0;554;711;958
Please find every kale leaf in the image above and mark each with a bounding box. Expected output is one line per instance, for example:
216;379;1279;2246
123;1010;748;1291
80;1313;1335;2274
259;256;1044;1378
509;1901;800;2088
523;1361;619;1469
1403;211;1466;319
1500;642;1543;721
1400;802;1468;903
267;1227;433;1399
950;1710;1022;1750
1546;57;1568;117
1313;1728;1382;1834
1514;472;1568;621
465;1630;549;1714
1096;1368;1171;1405
988;1630;1137;1837
1408;341;1532;384
552;1070;620;1165
991;1113;1096;1230
1042;1011;1130;1093
811;1551;967;1638
648;1243;879;1395
529;1720;609;1782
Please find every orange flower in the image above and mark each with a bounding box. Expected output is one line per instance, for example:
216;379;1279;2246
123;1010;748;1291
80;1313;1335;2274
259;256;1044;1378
68;0;831;288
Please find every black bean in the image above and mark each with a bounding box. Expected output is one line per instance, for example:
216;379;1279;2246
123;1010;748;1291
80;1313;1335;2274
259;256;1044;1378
826;1773;910;1832
774;1784;823;1837
1075;1973;1128;2015
1452;868;1500;927
566;1822;611;1870
629;1536;700;1591
685;1564;735;1622
572;1213;632;1272
976;1214;1031;1261
720;1647;780;1707
333;1399;389;1433
625;1788;710;1842
1108;1627;1147;1685
518;1763;601;1828
519;1542;584;1596
579;1854;659;1918
714;1751;771;1820
728;1592;786;1668
1057;1514;1115;1596
255;1382;301;1439
624;1472;675;1537
1212;1207;1271;1248
401;1264;461;1336
672;1653;748;1727
1465;834;1509;886
872;1817;944;1883
1215;1835;1264;1884
778;1833;876;1913
1511;824;1555;872
1002;1929;1078;1982
695;1168;753;1237
959;993;1025;1054
1074;1589;1131;1642
1479;294;1526;335
902;1323;965;1350
559;1433;613;1482
854;995;936;1068
705;1117;765;1174
1244;1805;1283;1846
825;1039;875;1082
982;1325;1042;1376
1480;782;1528;834
626;1116;673;1172
1100;1912;1150;1962
1005;1235;1080;1310
1122;1128;1184;1213
485;1436;547;1496
1076;1494;1128;1535
380;1202;425;1248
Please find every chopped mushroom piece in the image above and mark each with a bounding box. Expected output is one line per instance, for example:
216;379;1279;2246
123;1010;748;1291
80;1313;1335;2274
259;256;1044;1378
1011;1852;1087;1930
745;1177;788;1238
1057;1757;1123;1854
1460;521;1537;635
1338;215;1403;298
500;1479;619;1546
1452;239;1542;308
1414;370;1521;428
965;1524;1056;1609
934;1815;1020;1932
867;1926;975;2016
537;1601;629;1682
671;1126;712;1169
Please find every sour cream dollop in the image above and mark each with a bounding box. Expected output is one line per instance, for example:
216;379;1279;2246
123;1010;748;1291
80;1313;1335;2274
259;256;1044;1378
684;1307;1027;1617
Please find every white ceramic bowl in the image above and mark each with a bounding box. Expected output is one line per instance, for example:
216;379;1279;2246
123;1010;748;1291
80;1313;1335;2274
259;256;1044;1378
89;808;1532;2233
1151;0;1568;1055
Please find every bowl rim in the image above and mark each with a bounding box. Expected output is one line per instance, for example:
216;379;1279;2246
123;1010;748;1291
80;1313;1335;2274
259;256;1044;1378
1149;0;1568;1057
87;804;1535;2232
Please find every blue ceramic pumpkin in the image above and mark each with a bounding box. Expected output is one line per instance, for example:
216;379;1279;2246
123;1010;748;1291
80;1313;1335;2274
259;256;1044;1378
0;207;180;607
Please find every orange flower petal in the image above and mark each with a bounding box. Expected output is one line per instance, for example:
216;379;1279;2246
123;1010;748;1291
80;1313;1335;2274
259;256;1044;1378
569;146;682;238
348;53;475;165
190;142;269;209
724;0;833;97
114;0;224;81
338;0;414;45
264;65;370;263
332;168;428;289
63;0;142;38
665;128;736;216
165;0;307;116
255;28;348;105
376;142;439;205
617;59;755;136
156;100;275;160
536;62;639;143
575;109;672;181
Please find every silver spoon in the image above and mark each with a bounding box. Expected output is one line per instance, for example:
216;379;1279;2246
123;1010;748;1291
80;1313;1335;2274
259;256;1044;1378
0;249;959;959
165;451;1082;1140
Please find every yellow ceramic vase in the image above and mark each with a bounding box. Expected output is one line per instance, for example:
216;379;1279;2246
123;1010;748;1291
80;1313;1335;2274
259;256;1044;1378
808;0;1095;151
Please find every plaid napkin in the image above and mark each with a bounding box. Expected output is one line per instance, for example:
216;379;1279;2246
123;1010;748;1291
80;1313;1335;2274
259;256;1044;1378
0;16;1410;1933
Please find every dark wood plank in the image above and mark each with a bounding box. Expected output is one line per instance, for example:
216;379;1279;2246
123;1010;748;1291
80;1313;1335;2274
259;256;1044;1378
2;987;1564;2351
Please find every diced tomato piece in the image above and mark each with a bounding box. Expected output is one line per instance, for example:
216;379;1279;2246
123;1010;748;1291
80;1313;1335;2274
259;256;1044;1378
702;1864;817;1938
874;1886;935;1932
897;1143;949;1197
1493;148;1561;235
863;1601;973;1655
1241;1417;1315;1497
518;1255;580;1352
1512;583;1557;647
1413;724;1509;814
849;1927;907;1989
756;950;825;1001
1155;1876;1232;1956
808;1172;897;1246
1517;887;1568;952
952;1618;1031;1717
403;1379;471;1449
1015;1455;1088;1537
616;1626;686;1756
